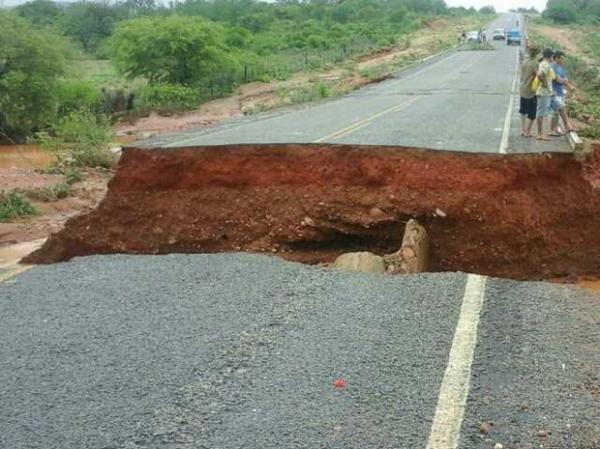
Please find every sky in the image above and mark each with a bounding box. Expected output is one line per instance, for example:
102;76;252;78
2;0;548;11
445;0;547;12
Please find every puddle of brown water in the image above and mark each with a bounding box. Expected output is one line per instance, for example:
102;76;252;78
0;145;55;169
0;239;46;269
578;280;600;295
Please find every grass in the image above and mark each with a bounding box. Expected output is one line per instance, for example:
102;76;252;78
21;183;73;202
460;42;496;51
241;102;272;116
579;29;600;60
242;16;487;117
76;59;145;91
0;191;38;222
36;112;117;170
37;167;83;185
578;125;600;139
528;25;600;138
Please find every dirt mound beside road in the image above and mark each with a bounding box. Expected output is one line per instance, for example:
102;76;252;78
24;144;600;281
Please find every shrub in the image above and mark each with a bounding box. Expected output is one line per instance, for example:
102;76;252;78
285;82;332;104
23;183;72;202
36;112;115;169
137;83;201;110
64;167;83;185
59;1;117;53
0;191;38;221
57;80;101;117
461;42;496;51
543;2;579;24
0;12;70;142
578;125;600;139
110;15;239;86
315;82;331;98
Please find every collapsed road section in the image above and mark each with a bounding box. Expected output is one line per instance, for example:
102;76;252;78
24;143;600;280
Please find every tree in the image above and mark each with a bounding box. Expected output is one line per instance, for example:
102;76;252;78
543;0;578;23
479;5;496;14
59;1;118;52
15;0;63;26
0;12;69;142
109;15;238;85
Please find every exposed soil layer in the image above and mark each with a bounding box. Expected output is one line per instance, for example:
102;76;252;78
24;144;600;281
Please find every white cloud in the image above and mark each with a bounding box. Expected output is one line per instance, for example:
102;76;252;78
1;0;548;12
445;0;547;13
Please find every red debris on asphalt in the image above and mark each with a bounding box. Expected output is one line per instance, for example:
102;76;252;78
334;379;346;389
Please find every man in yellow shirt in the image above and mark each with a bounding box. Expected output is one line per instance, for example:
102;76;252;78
536;48;556;141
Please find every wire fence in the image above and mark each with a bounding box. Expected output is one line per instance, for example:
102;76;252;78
102;37;405;112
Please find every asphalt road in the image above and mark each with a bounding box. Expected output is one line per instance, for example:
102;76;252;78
1;254;598;449
1;13;593;449
141;14;571;154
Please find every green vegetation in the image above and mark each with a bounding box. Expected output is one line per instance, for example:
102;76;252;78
542;0;600;24
578;29;600;60
36;112;116;169
528;27;600;139
137;83;202;111
0;191;38;221
2;0;493;143
109;15;238;85
22;183;72;202
460;42;496;51
0;12;71;142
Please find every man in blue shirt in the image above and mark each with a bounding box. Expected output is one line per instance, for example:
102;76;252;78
550;51;575;136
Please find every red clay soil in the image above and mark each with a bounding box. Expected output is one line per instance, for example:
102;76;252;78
24;143;600;281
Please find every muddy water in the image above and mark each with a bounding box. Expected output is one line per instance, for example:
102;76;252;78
578;281;600;295
0;239;46;269
0;145;55;169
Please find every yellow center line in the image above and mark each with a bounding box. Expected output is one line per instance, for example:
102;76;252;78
313;96;420;143
0;265;33;283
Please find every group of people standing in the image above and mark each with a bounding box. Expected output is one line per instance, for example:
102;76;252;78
519;45;575;141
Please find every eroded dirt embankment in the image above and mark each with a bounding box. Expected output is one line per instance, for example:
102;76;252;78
24;144;600;280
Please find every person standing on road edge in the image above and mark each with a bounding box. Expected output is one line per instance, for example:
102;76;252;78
519;45;540;138
535;48;556;141
550;50;575;137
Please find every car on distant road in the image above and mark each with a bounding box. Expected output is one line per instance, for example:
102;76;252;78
506;29;521;45
492;29;506;40
466;31;480;42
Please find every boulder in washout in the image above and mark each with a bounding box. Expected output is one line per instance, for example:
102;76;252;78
333;251;385;274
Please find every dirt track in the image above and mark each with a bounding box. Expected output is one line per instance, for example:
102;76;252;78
24;143;600;281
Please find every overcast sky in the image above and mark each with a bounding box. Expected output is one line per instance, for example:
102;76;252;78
2;0;548;11
446;0;547;12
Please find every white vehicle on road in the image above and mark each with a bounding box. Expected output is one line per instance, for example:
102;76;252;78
466;31;480;42
492;28;506;40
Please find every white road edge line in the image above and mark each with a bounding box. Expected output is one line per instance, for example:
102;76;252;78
499;50;520;154
425;274;487;449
